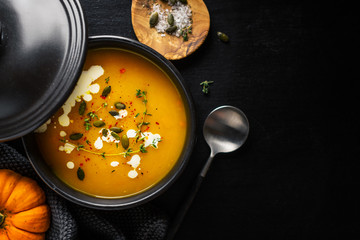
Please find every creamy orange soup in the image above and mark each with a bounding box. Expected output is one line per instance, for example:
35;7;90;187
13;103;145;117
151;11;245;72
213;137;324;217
35;48;187;198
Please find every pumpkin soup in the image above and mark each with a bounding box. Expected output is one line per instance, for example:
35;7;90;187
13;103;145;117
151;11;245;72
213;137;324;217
35;48;187;198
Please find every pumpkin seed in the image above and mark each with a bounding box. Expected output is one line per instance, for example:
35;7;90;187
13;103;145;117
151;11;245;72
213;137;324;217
149;12;158;28
102;86;111;97
111;131;120;141
70;133;83;140
79;101;86;115
102;129;108;137
109;110;119;116
110;127;123;133
115;102;126;110
168;13;174;26
166;25;177;34
217;32;229;42
77;167;85;181
93;120;105;128
179;0;187;4
121;135;130;149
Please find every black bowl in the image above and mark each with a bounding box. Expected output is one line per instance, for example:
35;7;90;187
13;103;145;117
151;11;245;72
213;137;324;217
22;35;196;210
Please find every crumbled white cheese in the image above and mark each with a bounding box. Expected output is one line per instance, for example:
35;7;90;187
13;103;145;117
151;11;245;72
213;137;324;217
128;169;138;179
60;131;67;137
89;83;100;94
110;161;119;167
66;161;75;169
34;119;51;133
141;132;161;148
83;84;100;101
127;129;137;138
94;137;103;149
59;143;75;154
58;65;104;127
113;109;128;120
127;154;141;168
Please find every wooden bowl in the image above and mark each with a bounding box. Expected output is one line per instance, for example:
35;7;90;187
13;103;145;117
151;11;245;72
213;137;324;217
131;0;210;60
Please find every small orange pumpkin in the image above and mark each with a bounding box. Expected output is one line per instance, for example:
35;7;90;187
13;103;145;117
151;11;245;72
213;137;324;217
0;169;50;240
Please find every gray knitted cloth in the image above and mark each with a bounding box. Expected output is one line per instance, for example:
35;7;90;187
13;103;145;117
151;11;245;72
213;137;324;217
0;143;168;240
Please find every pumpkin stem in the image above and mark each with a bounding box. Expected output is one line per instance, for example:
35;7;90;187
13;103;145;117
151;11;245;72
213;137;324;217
0;212;5;227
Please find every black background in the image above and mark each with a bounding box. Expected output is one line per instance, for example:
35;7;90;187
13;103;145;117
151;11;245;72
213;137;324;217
8;0;359;239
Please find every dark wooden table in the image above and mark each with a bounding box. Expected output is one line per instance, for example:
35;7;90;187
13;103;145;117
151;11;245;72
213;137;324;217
8;0;359;239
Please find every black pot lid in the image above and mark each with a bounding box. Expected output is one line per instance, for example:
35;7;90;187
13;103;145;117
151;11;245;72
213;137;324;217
0;0;87;142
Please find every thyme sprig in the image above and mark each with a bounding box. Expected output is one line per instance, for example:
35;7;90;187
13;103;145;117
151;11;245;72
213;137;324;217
135;89;150;140
71;143;141;158
200;80;214;94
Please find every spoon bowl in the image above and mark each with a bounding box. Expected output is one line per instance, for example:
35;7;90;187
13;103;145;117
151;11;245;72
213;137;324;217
203;105;249;155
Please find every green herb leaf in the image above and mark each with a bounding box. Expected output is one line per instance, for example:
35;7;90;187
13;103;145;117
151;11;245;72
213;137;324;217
105;77;110;83
87;112;98;119
136;89;147;98
84;122;92;131
182;31;188;41
140;144;147;153
77;167;85;181
200;80;214;94
124;148;133;157
76;145;85;151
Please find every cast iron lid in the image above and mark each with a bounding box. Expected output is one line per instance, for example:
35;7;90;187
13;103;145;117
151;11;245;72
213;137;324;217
0;0;87;141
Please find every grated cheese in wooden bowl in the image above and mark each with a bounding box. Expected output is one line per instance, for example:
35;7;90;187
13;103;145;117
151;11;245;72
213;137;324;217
151;2;192;41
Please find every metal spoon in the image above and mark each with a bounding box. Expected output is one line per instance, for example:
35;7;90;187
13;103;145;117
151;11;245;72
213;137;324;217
167;105;250;239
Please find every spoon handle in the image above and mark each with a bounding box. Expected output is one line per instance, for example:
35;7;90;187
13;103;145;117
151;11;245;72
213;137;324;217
167;153;215;239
